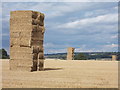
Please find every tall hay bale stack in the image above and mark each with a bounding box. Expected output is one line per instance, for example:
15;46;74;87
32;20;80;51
10;10;45;71
67;47;75;60
112;55;117;61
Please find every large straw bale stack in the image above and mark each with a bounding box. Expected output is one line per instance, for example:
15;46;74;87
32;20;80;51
67;47;75;60
10;10;45;71
112;55;117;61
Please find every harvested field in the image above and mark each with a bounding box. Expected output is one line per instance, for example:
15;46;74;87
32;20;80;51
1;59;118;88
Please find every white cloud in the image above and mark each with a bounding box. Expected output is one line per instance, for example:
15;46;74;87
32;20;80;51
45;48;67;54
44;43;72;49
75;48;94;52
75;44;118;52
2;2;112;20
29;3;94;18
57;13;118;29
85;6;118;17
104;44;118;48
114;6;118;10
44;43;55;48
111;34;118;39
1;33;9;36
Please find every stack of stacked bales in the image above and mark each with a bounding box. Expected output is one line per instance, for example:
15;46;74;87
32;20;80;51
10;10;45;71
67;47;75;60
112;55;117;61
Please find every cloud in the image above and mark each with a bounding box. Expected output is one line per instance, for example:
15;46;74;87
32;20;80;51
2;2;116;20
45;48;67;54
44;43;55;48
57;13;118;29
75;48;96;52
1;2;118;53
1;33;9;36
111;34;118;39
104;44;118;48
44;43;73;49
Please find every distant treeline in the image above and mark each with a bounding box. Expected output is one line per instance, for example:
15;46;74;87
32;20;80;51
45;52;119;60
45;53;67;60
0;48;9;59
1;48;119;60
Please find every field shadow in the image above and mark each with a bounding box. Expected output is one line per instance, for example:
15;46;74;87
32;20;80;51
44;68;63;71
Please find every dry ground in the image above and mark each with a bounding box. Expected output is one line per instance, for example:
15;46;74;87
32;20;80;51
1;59;118;88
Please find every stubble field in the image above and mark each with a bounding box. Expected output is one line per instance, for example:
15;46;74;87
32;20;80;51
1;59;118;88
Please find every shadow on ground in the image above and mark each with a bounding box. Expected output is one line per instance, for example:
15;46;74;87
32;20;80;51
44;68;63;71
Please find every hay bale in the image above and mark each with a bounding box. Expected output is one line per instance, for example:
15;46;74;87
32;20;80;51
10;32;20;38
39;60;44;71
10;59;33;71
10;46;33;53
37;13;44;26
31;40;43;46
10;37;20;46
67;47;75;60
10;10;33;18
38;53;44;59
112;55;117;61
10;51;34;60
31;59;38;71
20;31;31;38
38;26;45;33
32;11;38;19
10;24;32;31
33;46;43;53
10;10;45;71
32;19;40;25
20;37;31;47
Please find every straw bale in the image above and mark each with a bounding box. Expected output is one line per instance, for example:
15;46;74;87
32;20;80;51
32;30;42;37
10;52;34;60
10;59;33;71
32;25;38;31
32;11;38;19
32;19;40;25
33;46;43;53
67;47;75;60
10;10;33;18
38;26;45;33
38;53;44;59
112;55;117;61
10;46;33;53
37;13;44;26
10;32;20;38
32;25;45;33
20;37;31;47
31;31;43;40
31;40;43;46
33;53;38;60
39;59;44;71
10;37;20;46
20;31;31;38
10;25;32;31
10;18;32;24
31;59;38;71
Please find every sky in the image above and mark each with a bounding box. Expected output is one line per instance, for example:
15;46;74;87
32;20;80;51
1;2;118;54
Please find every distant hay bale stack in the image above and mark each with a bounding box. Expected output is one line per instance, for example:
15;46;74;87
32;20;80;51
10;10;45;71
112;55;117;61
67;47;75;60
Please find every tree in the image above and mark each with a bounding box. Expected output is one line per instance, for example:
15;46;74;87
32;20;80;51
0;48;9;59
74;53;87;60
